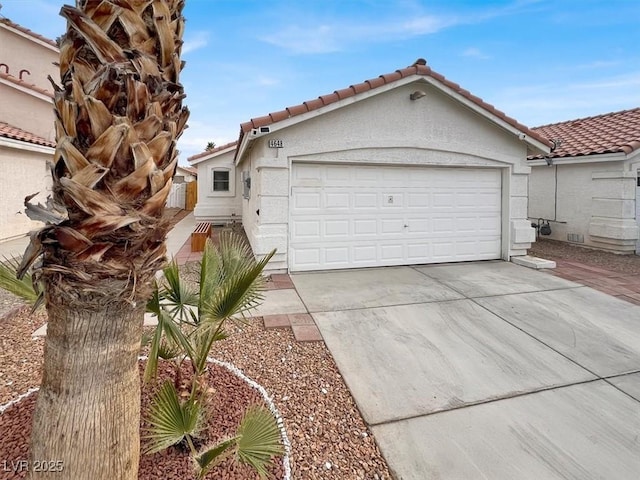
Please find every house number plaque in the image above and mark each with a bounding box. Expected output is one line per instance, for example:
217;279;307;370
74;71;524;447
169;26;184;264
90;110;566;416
268;139;284;148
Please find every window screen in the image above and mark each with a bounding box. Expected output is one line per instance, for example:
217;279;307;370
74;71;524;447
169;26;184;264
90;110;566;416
213;170;230;191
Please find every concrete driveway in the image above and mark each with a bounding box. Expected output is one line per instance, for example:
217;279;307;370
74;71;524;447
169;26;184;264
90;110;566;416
291;261;640;480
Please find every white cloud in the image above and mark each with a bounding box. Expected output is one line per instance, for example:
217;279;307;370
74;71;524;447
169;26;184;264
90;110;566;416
259;1;538;55
260;25;342;54
461;47;491;60
490;71;640;126
182;31;209;54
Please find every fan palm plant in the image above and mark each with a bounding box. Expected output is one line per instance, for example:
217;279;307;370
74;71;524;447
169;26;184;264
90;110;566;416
143;236;282;477
14;1;189;478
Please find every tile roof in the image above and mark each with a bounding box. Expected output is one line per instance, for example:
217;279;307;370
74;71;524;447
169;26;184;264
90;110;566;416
238;59;552;149
0;122;55;147
0;17;58;48
529;108;640;159
0;71;54;98
178;165;197;176
187;141;238;162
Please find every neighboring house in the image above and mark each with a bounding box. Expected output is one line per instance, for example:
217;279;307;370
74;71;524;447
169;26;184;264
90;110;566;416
174;165;197;183
0;17;58;241
188;141;241;222
528;108;640;254
190;59;551;272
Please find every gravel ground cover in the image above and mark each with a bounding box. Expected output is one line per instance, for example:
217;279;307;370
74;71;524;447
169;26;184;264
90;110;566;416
0;293;391;479
529;238;640;274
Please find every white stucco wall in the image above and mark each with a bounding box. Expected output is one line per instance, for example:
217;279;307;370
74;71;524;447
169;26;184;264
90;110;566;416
529;160;639;253
0;22;59;92
239;80;537;271
0;142;53;240
193;150;242;223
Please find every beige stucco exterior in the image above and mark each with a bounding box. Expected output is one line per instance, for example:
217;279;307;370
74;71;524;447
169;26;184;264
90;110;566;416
0;20;59;92
0;140;53;239
0;82;55;141
237;79;543;271
0;19;58;241
192;147;243;223
529;153;640;253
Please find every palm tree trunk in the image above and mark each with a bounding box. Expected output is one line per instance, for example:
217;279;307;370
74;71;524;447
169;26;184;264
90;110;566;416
22;0;189;478
30;298;144;478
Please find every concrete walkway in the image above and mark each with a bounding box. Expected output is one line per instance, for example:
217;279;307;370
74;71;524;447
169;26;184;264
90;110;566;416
545;259;640;306
291;261;640;479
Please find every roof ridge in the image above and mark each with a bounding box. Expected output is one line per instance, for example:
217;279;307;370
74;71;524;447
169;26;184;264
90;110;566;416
0;17;58;48
0;71;54;98
237;58;551;150
0;121;55;147
187;140;238;162
532;106;640;130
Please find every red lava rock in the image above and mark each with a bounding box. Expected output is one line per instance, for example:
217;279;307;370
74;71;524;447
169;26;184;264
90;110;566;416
0;361;284;480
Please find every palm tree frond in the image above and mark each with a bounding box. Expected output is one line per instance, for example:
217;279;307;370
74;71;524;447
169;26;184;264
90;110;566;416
193;437;238;479
161;259;199;322
236;404;283;478
143;381;202;455
0;255;39;306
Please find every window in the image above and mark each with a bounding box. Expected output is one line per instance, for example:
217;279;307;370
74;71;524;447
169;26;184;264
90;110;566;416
212;169;230;192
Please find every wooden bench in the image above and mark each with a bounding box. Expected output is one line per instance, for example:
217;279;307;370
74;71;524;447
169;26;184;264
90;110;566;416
191;222;212;252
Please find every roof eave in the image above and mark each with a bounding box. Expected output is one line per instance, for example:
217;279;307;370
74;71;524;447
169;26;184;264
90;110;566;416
189;144;237;166
0;76;54;102
528;151;632;166
0;20;59;52
235;74;552;162
0;135;55;153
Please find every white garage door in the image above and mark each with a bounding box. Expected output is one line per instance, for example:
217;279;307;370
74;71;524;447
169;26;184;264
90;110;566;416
290;163;502;272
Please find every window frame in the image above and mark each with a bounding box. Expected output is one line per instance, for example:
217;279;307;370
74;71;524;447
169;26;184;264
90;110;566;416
210;166;235;197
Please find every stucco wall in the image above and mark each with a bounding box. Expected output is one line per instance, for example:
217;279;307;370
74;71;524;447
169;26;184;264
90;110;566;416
193;150;242;223
0;23;59;92
0;83;55;141
240;81;536;270
529;161;639;252
0;143;53;240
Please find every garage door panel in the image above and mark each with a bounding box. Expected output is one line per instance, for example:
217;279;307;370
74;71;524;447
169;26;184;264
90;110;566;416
354;193;377;208
292;190;321;210
290;164;502;271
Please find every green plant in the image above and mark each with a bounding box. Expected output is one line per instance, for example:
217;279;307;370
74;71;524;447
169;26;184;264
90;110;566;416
143;233;282;477
0;254;41;309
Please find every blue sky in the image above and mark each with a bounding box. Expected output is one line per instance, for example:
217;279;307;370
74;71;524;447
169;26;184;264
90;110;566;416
2;0;639;162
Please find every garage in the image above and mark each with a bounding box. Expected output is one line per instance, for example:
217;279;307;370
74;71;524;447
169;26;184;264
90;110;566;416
290;163;502;271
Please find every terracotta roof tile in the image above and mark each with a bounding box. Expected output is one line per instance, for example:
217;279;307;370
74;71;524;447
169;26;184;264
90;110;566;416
365;77;386;89
351;83;369;94
0;71;54;98
237;59;552;151
319;93;340;105
187;141;238;162
334;87;355;100
0;122;55;147
0;18;58;48
529;108;640;159
286;104;309;116
269;110;290;123
303;98;324;110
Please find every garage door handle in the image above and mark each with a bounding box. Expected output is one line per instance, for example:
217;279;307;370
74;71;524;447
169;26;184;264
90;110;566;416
404;224;408;228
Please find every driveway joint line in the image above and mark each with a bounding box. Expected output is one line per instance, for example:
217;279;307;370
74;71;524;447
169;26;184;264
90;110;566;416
602;371;640;404
471;298;604;380
306;297;466;315
367;377;605;428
